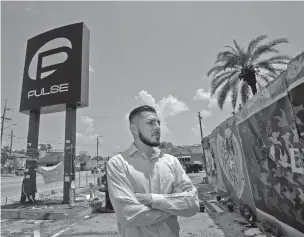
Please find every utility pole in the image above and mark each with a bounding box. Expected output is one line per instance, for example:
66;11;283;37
1;99;12;146
9;130;13;157
198;112;208;181
97;136;99;164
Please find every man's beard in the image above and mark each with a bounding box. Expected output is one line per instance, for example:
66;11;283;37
139;130;160;147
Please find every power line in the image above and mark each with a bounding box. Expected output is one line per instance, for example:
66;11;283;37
2;133;101;147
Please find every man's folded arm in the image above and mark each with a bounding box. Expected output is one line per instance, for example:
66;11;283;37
151;158;199;217
107;156;171;228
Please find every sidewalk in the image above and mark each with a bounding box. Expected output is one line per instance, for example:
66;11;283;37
45;211;226;237
1;186;102;221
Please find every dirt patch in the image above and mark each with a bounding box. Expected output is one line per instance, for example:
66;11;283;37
208;211;250;237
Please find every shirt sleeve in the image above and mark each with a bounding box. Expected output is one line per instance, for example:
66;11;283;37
107;156;171;228
151;157;200;217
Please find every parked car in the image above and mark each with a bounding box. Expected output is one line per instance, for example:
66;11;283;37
15;168;25;176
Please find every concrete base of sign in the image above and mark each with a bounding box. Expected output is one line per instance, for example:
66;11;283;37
1;187;96;221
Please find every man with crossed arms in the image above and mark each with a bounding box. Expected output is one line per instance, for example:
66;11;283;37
107;105;199;237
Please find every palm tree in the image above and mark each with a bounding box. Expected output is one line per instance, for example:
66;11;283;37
207;35;291;110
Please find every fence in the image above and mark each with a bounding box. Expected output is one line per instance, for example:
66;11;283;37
205;52;304;237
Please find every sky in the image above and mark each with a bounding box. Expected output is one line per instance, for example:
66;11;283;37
1;1;304;157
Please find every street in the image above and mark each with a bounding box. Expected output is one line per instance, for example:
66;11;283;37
1;171;102;203
1;172;248;237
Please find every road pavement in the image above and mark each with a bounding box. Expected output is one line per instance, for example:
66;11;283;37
1;171;102;203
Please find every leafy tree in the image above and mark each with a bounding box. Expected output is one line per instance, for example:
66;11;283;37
77;150;90;163
2;145;10;152
159;141;174;149
1;151;9;166
39;144;52;151
207;35;291;110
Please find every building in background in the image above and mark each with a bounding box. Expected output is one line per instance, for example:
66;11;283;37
37;152;64;167
160;144;204;164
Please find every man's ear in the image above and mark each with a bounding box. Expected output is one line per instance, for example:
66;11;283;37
130;123;138;136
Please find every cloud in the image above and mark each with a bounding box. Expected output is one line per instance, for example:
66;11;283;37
200;109;212;118
194;88;218;108
76;116;102;153
194;88;234;109
127;90;189;136
89;65;95;72
193;88;210;101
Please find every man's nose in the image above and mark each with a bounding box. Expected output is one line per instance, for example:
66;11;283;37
154;123;160;130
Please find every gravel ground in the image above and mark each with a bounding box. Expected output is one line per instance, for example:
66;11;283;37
209;211;249;237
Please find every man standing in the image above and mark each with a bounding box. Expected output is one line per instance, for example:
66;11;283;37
107;105;199;237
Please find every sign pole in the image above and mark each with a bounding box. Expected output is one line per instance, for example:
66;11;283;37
21;110;40;203
63;104;76;204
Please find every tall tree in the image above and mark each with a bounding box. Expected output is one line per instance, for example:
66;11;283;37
207;35;291;110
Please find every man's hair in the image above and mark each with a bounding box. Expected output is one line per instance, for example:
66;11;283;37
129;105;157;123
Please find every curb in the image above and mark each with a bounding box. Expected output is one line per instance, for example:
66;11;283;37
1;205;93;220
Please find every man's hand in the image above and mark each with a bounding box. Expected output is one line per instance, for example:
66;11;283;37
135;193;152;206
173;181;193;193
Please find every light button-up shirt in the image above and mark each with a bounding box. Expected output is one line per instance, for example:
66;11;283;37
107;144;199;237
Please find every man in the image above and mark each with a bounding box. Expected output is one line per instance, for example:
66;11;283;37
107;105;199;237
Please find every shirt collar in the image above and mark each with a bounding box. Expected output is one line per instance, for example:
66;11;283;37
128;143;163;160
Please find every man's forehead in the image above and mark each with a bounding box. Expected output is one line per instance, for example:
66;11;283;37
140;111;160;120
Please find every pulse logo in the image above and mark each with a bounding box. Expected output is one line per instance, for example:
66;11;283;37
27;37;72;99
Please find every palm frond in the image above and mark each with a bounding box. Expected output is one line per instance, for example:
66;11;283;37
224;46;237;54
240;81;250;105
256;55;290;67
228;77;239;110
265;55;292;62
251;45;279;62
211;70;239;96
216;74;239;110
257;74;272;84
215;51;239;64
256;62;280;76
231;85;238;110
207;65;227;77
256;80;263;90
247;35;268;54
251;38;289;63
233;40;244;56
211;69;238;85
217;80;231;110
268;38;289;48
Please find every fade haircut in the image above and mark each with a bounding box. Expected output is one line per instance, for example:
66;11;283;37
129;105;157;124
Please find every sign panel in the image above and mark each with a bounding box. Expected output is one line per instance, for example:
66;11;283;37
20;22;90;114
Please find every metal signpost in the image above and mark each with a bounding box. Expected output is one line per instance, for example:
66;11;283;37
19;22;90;204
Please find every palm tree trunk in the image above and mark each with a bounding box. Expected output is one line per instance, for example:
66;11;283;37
244;72;257;95
249;83;257;95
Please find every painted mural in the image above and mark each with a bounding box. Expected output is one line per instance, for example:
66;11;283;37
214;116;245;198
206;53;304;235
237;94;304;233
